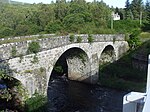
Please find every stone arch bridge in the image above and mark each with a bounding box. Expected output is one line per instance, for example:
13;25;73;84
0;34;129;96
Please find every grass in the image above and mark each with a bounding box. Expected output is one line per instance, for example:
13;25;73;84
99;76;146;91
140;32;150;38
99;49;147;92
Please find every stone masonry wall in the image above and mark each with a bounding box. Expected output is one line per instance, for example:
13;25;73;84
0;34;129;96
0;34;125;60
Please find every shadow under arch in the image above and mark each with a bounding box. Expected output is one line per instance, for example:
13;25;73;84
0;59;25;112
49;47;89;81
99;45;116;66
46;47;90;111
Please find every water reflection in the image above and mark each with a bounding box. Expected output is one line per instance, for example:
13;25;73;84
47;76;127;112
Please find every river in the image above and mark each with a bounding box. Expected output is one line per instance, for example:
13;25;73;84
47;76;127;112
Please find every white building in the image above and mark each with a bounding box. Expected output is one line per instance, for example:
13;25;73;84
112;12;120;21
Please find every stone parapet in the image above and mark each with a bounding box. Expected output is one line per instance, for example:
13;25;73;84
0;34;125;60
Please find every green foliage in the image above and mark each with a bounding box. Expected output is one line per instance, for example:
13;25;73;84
0;70;13;80
45;21;63;33
87;34;94;43
24;70;33;73
69;34;75;42
0;0;149;38
77;36;82;43
130;0;144;20
38;34;44;39
114;20;140;33
125;0;131;19
127;29;141;49
140;32;150;38
27;41;40;54
0;69;25;112
54;65;63;74
78;53;86;65
0;27;13;38
0;89;12;101
25;93;47;112
99;76;145;91
0;1;112;38
11;46;17;57
99;50;147;91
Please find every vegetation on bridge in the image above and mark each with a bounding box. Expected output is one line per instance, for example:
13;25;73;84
0;70;25;112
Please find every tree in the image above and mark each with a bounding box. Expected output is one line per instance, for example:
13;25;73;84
125;0;132;19
55;0;68;21
142;0;150;31
45;21;63;33
130;0;144;20
115;7;123;20
145;0;150;21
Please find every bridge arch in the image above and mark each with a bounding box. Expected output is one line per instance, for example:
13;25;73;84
99;45;116;66
50;47;89;80
5;37;129;96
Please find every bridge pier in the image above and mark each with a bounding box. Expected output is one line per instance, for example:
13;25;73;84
67;54;99;84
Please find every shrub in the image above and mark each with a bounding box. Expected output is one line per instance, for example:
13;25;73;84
11;46;17;57
25;93;47;112
114;20;140;33
128;29;141;50
77;36;82;43
87;34;94;43
27;41;40;54
38;34;44;39
54;65;63;74
69;34;75;42
24;70;33;73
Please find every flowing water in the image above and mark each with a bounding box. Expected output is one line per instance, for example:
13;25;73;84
47;76;127;112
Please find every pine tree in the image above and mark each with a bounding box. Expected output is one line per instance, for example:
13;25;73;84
125;0;132;19
145;0;150;21
142;0;150;31
130;0;144;20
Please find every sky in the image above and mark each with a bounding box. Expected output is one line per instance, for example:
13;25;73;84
13;0;147;8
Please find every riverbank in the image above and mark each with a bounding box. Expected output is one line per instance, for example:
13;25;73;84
98;40;150;92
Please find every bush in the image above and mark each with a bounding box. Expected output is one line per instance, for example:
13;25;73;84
114;20;140;33
128;29;141;50
77;36;82;43
25;93;47;112
69;34;75;42
11;46;17;58
27;41;40;54
87;34;94;43
45;21;62;33
54;65;63;74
